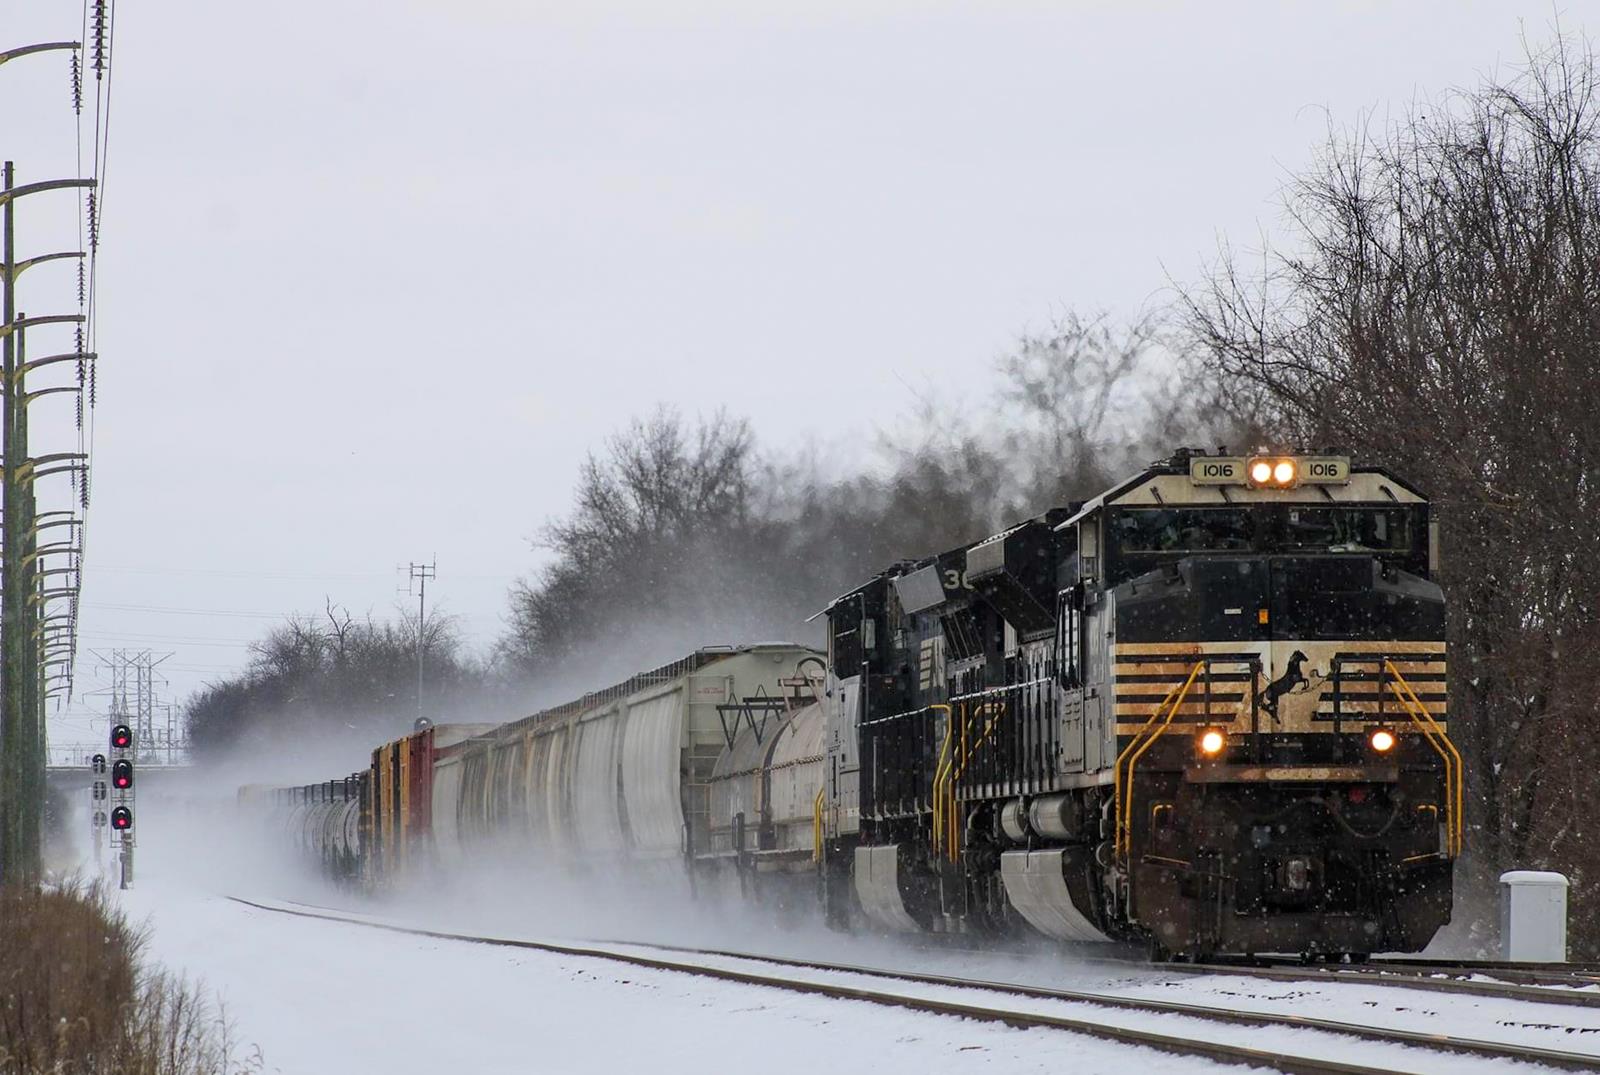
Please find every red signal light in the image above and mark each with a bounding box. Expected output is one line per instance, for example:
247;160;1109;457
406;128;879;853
111;725;133;750
110;806;132;831
112;760;133;790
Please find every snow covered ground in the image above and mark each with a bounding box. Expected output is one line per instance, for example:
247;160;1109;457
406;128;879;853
115;877;1244;1075
83;792;1600;1074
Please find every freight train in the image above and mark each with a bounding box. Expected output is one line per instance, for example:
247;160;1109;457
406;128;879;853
261;449;1460;959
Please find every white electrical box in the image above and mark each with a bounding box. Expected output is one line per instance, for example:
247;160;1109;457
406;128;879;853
1499;870;1568;962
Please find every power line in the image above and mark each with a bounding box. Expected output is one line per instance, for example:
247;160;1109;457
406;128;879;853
82;601;289;618
76;634;254;647
92;565;397;581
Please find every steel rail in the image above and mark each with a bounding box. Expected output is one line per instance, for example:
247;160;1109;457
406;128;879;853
702;929;1600;998
791;932;1600;996
229;896;1598;1073
1161;958;1600;1008
1361;957;1600;988
571;934;1600;1071
1296;959;1600;989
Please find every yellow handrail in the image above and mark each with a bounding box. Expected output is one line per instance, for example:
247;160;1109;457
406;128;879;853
1115;662;1203;859
930;703;970;862
944;700;1008;862
1382;660;1464;858
929;705;953;855
952;703;968;859
812;784;825;864
1112;676;1187;831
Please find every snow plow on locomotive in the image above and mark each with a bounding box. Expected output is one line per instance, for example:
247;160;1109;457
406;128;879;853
254;449;1459;961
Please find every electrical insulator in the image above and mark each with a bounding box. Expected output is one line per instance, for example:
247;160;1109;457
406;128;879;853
92;1;107;77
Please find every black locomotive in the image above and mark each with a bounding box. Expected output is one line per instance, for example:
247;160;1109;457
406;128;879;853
820;448;1457;958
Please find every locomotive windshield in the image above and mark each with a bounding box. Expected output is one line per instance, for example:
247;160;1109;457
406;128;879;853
1111;507;1252;553
1105;503;1424;583
1277;506;1412;553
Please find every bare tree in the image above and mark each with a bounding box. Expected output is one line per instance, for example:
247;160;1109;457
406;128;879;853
502;407;767;679
995;311;1149;496
1182;31;1600;952
186;603;479;757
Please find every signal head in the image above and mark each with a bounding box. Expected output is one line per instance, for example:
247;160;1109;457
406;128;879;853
110;806;132;831
112;759;133;790
111;724;133;750
91;753;106;774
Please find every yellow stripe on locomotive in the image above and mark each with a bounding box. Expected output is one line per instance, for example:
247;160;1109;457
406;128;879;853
1112;640;1446;736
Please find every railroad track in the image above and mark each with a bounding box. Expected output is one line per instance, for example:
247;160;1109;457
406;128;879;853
1160;957;1600;1008
228;896;1600;1074
1365;956;1600;989
823;933;1600;1008
804;930;1600;1003
884;933;1600;1005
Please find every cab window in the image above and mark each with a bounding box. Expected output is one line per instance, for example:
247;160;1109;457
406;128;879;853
1277;507;1412;554
1111;508;1253;554
1104;507;1253;584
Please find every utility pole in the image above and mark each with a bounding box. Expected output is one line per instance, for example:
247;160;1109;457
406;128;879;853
408;560;436;722
0;31;114;881
1;170;94;882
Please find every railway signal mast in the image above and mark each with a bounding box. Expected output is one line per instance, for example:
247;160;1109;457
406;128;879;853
108;721;132;888
88;750;106;862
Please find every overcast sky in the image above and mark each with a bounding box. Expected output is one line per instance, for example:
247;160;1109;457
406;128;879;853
2;0;1584;751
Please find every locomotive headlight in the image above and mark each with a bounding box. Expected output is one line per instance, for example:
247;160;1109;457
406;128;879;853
1272;460;1296;485
1369;728;1396;753
1198;729;1226;756
1249;460;1273;483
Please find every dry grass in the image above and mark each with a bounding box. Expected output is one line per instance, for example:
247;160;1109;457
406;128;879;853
0;879;261;1075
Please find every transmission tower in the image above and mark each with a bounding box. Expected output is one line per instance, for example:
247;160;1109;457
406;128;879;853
91;649;169;761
